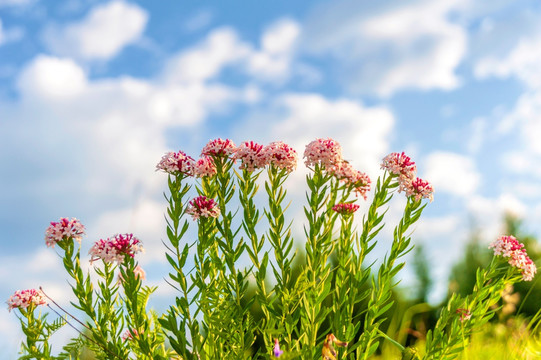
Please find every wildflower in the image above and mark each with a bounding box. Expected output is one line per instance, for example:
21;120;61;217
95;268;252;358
273;338;283;358
122;328;139;341
489;235;537;281
456;308;471;322
7;289;47;312
89;234;144;265
322;334;348;360
156;150;195;175
304;138;342;170
381;152;416;182
193;156;217;178
118;265;146;283
186;196;221;220
233;141;267;172
333;161;371;200
45;217;85;247
262;141;298;172
404;177;434;202
201;138;237;157
332;203;360;216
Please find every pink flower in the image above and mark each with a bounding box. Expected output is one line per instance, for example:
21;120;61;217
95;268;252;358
89;234;144;265
118;265;146;283
45;217;85;247
186;196;221;220
273;338;283;358
262;141;298;172
333;162;371;200
201;138;237;157
304;138;343;170
489;235;537;281
233;141;267;172
156;151;195;175
405;177;434;202
332;203;360;216
381;152;416;182
122;328;139;341
7;289;47;312
193;156;217;178
456;308;471;322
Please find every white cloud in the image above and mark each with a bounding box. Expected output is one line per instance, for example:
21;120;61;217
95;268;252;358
301;0;467;96
17;55;87;98
475;34;541;90
424;152;480;197
247;18;301;82
44;0;148;60
164;27;251;84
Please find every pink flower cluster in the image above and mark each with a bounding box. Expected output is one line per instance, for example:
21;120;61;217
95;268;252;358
156;150;195;175
332;203;360;216
304;138;342;170
262;141;298;172
186;196;221;220
334;161;372;200
201;138;237;157
456;308;472;322
233;141;267;172
122;328;140;341
7;289;47;312
193;156;217;178
489;235;537;281
381;152;433;202
45;217;85;247
89;233;144;265
303;138;371;199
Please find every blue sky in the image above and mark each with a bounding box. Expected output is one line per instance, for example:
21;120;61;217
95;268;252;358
1;0;541;357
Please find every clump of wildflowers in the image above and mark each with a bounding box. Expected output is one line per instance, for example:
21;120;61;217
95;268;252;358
201;138;237;157
304;138;342;170
380;151;416;181
156;150;195;175
186;195;220;220
45;217;85;247
333;161;371;200
262;141;298;172
89;233;144;265
7;289;47;312
332;203;360;216
193;156;217;178
405;177;434;202
273;338;283;358
233;141;267;172
489;235;537;281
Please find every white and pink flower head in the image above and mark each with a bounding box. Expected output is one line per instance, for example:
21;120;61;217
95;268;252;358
333;161;371;200
186;196;221;220
489;235;537;281
405;177;434;202
262;141;298;173
381;152;417;181
45;217;85;247
304;138;343;170
201;138;237;157
7;289;47;312
89;233;144;265
193;156;217;178
122;328;140;341
156;150;195;176
332;203;360;216
233;141;267;172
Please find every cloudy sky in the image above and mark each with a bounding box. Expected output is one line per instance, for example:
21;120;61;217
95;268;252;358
1;0;540;357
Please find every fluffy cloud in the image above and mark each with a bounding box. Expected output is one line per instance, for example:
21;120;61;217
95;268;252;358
301;0;467;96
44;0;148;60
475;34;541;90
424;152;480;197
